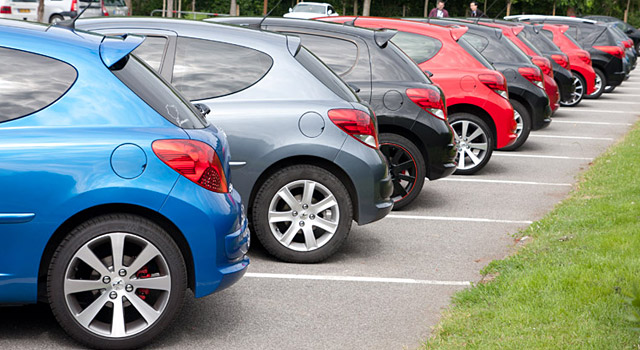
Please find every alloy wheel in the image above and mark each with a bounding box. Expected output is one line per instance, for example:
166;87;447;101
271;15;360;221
268;180;339;252
588;74;603;97
450;119;489;171
380;143;418;203
513;109;523;139
561;75;584;106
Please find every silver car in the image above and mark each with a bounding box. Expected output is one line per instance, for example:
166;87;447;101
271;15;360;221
76;18;393;263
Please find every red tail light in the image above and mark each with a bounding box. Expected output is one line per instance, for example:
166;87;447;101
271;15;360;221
0;6;11;14
152;139;229;193
532;56;553;78
594;45;625;59
71;0;77;11
479;72;508;99
623;40;632;49
406;88;447;121
576;50;591;65
101;1;109;16
518;66;544;89
328;109;378;149
551;54;570;69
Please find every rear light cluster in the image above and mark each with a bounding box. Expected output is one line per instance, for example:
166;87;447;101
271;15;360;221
623;40;632;49
594;45;625;59
577;50;592;65
152;139;229;193
406;88;447;121
71;0;77;12
0;6;11;14
328;109;379;149
101;2;109;16
479;72;508;99
518;67;544;89
551;54;570;69
532;56;553;78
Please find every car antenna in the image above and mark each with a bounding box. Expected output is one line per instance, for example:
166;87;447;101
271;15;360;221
345;16;359;26
250;0;283;29
54;4;91;29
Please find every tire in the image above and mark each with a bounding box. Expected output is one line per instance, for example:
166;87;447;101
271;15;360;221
499;100;531;151
251;165;353;263
49;14;64;24
449;113;494;175
48;214;187;350
379;133;426;210
604;85;616;93
584;67;606;99
560;73;584;107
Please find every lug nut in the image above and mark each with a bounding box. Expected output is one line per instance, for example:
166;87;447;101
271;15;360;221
299;221;305;227
118;269;127;277
302;204;309;210
102;276;111;284
109;291;118;300
125;284;134;293
292;211;298;217
309;214;316;220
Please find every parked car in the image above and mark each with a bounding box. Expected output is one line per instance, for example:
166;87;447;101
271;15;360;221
506;15;625;99
211;16;455;208
314;16;515;174
584;15;640;52
44;0;77;23
284;2;338;19
77;17;394;262
0;0;38;21
103;0;127;16
0;18;249;349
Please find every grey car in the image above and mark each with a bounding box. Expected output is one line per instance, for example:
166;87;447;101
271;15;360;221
76;17;393;263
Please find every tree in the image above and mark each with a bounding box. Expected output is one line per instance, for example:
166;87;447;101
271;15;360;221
37;0;44;22
363;0;371;15
230;0;237;15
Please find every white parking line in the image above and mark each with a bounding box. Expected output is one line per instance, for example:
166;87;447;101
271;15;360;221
245;272;472;286
528;134;614;141
492;153;593;160
440;177;572;187
581;100;638;104
552;120;632;126
566;109;632;114
386;214;533;224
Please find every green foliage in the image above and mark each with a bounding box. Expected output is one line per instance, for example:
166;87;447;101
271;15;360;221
626;285;640;333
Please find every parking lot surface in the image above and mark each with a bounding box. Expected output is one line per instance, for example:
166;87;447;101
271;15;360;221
2;77;639;349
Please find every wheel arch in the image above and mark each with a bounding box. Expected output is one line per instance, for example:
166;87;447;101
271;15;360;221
37;204;195;302
377;124;429;177
447;103;497;147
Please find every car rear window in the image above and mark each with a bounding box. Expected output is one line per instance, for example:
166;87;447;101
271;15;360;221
457;37;494;69
371;41;432;84
290;33;359;75
0;47;77;123
391;31;442;64
462;32;530;65
295;46;358;102
519;28;558;53
111;54;207;129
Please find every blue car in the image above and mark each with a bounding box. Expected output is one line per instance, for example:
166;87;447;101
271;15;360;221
0;19;249;349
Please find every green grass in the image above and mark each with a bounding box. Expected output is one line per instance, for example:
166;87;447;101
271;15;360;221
423;123;640;349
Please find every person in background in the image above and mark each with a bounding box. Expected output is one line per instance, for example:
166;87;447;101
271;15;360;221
469;1;486;17
429;1;449;18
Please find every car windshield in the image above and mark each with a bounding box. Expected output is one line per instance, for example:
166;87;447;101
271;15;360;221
293;4;326;14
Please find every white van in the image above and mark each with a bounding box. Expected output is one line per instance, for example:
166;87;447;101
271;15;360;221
0;0;38;21
44;0;77;23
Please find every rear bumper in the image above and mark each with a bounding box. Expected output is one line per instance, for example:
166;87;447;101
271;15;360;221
410;112;457;181
554;68;575;102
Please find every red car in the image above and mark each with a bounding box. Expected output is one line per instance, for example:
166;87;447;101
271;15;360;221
535;23;596;106
320;16;516;175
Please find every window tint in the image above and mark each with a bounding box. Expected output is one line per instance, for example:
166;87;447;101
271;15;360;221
293;33;358;75
371;42;432;83
520;28;557;52
0;47;76;123
391;31;442;64
111;55;207;129
462;32;530;64
593;30;613;46
295;47;358;102
565;26;579;41
173;37;273;100
541;29;554;41
133;36;167;72
458;37;494;69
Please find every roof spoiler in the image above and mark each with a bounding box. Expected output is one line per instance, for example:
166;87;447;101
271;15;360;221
99;34;145;67
286;35;301;56
374;29;397;48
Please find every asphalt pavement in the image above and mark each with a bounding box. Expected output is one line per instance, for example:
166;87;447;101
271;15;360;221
2;76;639;349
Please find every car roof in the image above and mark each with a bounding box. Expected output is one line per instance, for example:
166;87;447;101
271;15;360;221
328;16;459;37
504;15;598;25
411;17;503;37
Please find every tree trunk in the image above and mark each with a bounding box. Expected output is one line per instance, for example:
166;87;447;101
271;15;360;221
162;0;166;17
124;0;132;15
263;0;268;15
484;0;487;14
192;0;195;19
506;0;511;17
362;0;371;16
353;0;358;15
402;4;406;17
552;0;556;16
424;0;428;17
177;0;182;18
37;0;44;22
624;0;631;22
167;0;173;17
230;0;236;15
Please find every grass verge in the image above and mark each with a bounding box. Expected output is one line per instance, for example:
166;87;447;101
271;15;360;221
423;123;640;349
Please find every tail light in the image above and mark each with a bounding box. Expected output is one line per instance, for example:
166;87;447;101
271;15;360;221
623;40;632;49
594;46;625;59
478;72;508;99
328;109;378;149
405;88;447;121
152;139;229;193
518;66;544;89
576;50;591;65
0;6;11;14
532;56;553;78
71;0;77;12
101;1;109;16
551;54;570;69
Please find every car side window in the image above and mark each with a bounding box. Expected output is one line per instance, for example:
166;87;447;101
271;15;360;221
565;26;579;41
391;31;442;64
0;47;76;123
290;33;359;76
133;36;168;72
172;37;273;100
541;29;554;41
462;32;489;53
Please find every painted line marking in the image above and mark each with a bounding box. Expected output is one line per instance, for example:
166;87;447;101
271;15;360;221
562;109;632;114
580;100;638;104
386;214;533;224
440;177;572;187
492;153;593;160
529;134;614;141
552;120;632;126
245;272;472;286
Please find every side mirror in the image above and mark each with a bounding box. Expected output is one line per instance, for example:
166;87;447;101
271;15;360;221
626;29;633;34
348;83;361;93
328;9;333;14
289;7;293;13
423;70;434;77
194;103;211;116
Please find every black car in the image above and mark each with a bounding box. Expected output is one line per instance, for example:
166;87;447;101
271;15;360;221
211;17;457;209
507;16;626;99
413;18;552;150
585;15;640;52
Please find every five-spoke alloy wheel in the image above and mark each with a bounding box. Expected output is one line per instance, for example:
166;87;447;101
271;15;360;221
585;68;606;99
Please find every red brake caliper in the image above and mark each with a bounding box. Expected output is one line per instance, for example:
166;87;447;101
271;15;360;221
135;266;151;300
